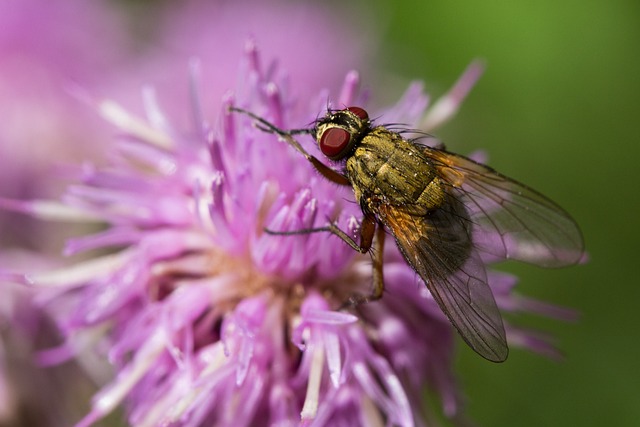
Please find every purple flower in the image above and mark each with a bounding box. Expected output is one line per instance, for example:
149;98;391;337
0;1;138;425
106;0;372;138
0;0;131;251
2;42;577;427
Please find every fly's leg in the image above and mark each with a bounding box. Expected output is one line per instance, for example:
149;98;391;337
320;216;386;307
229;107;350;186
265;214;387;307
342;224;386;308
264;214;375;253
230;108;386;305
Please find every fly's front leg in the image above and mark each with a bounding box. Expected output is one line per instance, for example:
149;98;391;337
229;107;350;186
229;107;386;305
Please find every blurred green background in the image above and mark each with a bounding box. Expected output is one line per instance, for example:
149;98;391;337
362;0;639;426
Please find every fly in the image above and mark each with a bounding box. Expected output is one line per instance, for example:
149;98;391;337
230;105;584;362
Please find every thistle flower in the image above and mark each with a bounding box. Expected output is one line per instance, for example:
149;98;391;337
2;43;576;427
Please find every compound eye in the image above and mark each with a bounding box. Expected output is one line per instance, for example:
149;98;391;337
319;127;351;159
347;106;369;121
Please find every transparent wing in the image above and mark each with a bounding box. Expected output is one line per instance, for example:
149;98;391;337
425;147;584;267
378;200;508;362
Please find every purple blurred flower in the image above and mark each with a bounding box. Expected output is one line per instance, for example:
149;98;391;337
2;41;575;427
0;0;130;251
109;0;371;134
0;1;134;425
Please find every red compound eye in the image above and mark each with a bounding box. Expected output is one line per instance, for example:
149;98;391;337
319;127;351;159
347;106;369;121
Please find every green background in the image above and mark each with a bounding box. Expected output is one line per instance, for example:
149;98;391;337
362;0;639;426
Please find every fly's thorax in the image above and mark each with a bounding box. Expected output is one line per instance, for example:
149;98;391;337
346;128;444;211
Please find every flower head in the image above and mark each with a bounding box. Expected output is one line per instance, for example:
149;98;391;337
2;42;576;427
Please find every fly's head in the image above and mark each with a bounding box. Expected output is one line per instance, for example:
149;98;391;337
313;107;371;161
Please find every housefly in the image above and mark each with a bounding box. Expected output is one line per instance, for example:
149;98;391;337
230;105;584;362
